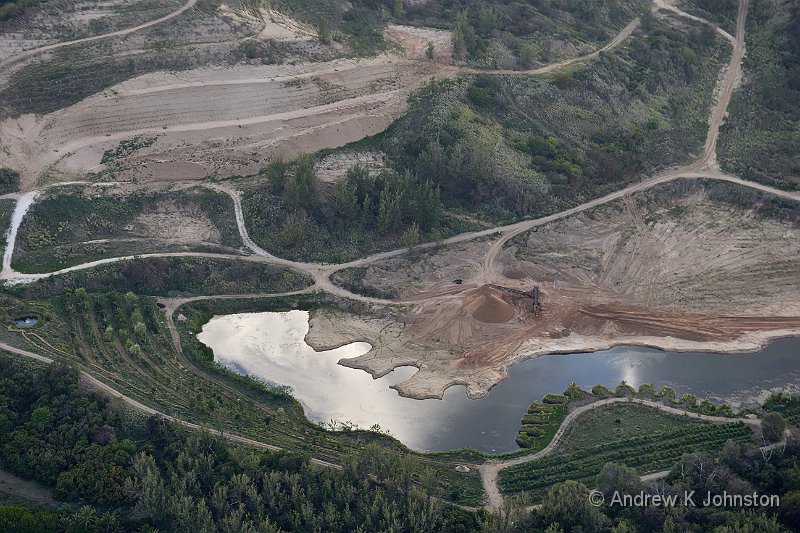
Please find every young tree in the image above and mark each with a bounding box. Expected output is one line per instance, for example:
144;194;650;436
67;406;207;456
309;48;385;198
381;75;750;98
402;222;420;247
452;11;475;60
762;412;786;442
283;154;318;213
332;176;359;225
264;157;288;194
425;41;435;60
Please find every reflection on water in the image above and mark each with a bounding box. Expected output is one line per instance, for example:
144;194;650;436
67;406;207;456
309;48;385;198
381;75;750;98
198;311;800;453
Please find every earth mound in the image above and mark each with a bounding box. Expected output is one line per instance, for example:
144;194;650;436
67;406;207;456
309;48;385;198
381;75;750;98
464;286;515;324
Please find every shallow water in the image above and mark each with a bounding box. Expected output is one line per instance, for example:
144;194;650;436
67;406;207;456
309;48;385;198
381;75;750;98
198;311;800;453
14;317;38;327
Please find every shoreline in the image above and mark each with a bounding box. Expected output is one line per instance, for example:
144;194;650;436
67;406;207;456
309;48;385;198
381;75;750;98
305;314;800;400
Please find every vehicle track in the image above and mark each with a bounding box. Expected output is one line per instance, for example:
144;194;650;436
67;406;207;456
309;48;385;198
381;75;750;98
0;339;341;469
478;396;762;510
0;0;793;512
0;0;198;71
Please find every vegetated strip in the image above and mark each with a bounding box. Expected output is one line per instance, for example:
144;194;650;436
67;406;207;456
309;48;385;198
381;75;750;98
498;422;752;499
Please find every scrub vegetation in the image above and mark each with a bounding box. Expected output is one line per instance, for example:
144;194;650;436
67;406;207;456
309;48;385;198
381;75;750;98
718;0;800;190
405;0;650;68
12;187;242;273
0;168;20;194
0;199;12;259
6;258;313;299
377;15;727;222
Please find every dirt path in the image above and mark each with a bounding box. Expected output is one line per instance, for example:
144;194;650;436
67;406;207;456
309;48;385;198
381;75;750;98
1;3;642;186
478;396;762;510
0;340;341;469
0;0;198;71
0;469;60;509
466;17;641;76
481;0;752;280
697;0;748;170
2;168;797;291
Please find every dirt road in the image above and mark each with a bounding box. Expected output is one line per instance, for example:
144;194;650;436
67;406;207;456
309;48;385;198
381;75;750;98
0;340;341;469
478;396;762;510
0;2;643;186
467;17;641;76
482;0;752;279
0;0;198;70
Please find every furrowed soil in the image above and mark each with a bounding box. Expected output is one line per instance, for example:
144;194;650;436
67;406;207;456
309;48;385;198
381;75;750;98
321;181;800;399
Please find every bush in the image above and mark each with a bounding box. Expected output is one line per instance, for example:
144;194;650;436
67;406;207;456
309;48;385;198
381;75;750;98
0;167;20;194
762;412;786;442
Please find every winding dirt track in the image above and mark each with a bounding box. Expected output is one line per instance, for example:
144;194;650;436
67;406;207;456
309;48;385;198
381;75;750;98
0;0;198;70
0;0;792;512
0;340;341;469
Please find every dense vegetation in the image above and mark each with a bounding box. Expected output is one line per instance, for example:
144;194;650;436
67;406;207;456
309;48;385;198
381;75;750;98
0;168;20;194
0;200;12;260
13;187;242;272
243;157;478;262
5;257;312;299
718;0;800;190
0;356;486;531
379;15;727;221
678;0;740;34
2;355;798;532
0;0;43;21
515;446;800;532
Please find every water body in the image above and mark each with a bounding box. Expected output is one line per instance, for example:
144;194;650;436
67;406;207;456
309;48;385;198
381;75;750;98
198;311;800;453
14;317;38;327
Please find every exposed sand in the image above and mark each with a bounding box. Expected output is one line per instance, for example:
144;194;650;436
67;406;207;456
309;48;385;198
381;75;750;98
0;55;442;188
465;286;515;324
319;182;800;400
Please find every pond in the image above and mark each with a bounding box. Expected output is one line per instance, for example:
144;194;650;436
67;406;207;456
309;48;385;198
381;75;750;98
197;311;800;453
14;316;38;327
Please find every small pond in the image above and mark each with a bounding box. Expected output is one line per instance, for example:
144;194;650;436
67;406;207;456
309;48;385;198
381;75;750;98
198;311;800;453
14;316;38;327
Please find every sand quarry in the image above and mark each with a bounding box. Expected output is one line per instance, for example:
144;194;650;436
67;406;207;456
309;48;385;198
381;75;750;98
0;4;452;188
2;0;799;400
309;184;800;399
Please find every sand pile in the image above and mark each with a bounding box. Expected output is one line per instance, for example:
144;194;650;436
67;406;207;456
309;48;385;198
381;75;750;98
464;286;515;324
